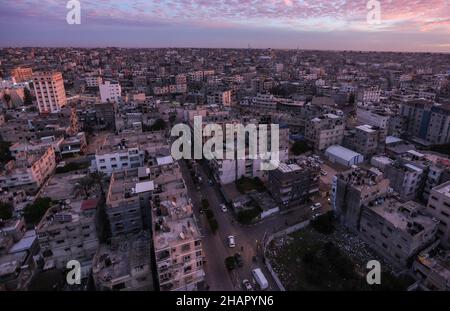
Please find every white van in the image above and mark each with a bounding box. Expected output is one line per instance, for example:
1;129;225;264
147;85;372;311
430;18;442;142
252;268;269;290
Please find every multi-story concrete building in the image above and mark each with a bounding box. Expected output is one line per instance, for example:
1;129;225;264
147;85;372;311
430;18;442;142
93;132;166;175
92;231;154;291
100;80;122;103
400;100;450;145
413;241;450;290
427;182;450;249
150;157;205;291
106;168;153;237
356;104;390;130
85;75;103;88
11;66;33;83
332;167;390;232
207;89;232;107
344;124;382;157
0;145;56;194
359;198;438;267
36;200;99;277
384;159;425;201
32;72;67;113
268;158;320;208
305;113;345;152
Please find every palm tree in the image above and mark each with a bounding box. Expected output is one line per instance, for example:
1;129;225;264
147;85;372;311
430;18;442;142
90;171;108;198
74;175;94;199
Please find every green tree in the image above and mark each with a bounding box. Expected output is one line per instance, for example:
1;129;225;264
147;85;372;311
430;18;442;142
23;197;52;225
3;93;11;106
24;88;33;106
225;256;236;270
0;202;13;220
0;141;12;164
74;175;95;198
90;171;107;197
150;118;167;131
291;141;311;156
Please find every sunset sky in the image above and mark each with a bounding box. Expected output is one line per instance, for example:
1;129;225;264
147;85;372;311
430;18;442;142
1;0;449;52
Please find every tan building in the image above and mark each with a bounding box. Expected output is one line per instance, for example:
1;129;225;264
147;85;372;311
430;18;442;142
305;113;345;152
360;199;438;267
0;145;56;194
36;200;99;277
92;232;154;291
427;181;450;248
151;157;205;291
11;67;33;83
33;72;67;113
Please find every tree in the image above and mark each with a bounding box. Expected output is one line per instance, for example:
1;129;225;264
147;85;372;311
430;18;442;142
0;141;12;164
150;118;167;131
0;202;13;220
23;197;52;225
74;175;95;198
90;171;107;197
225;256;236;270
208;218;218;234
237;207;261;225
3;93;11;106
24;88;33;106
311;211;335;235
291;141;311;156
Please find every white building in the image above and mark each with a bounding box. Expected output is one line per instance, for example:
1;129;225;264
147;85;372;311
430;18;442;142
100;81;122;103
325;145;364;167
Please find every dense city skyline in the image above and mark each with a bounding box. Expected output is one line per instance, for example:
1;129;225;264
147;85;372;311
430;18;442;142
1;0;449;53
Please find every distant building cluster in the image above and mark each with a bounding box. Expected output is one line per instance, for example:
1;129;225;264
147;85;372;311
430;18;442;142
1;47;450;291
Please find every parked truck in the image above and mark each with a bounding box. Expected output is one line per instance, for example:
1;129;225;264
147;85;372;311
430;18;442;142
252;268;269;290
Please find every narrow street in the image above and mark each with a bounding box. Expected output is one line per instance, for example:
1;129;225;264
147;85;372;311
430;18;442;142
179;159;318;291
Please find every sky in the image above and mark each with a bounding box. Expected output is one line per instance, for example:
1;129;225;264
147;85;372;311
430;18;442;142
0;0;449;53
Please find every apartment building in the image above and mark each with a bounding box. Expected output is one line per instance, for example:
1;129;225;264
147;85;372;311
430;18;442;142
356;104;390;129
423;161;450;201
150;157;205;291
268;158;320;208
100;81;122;103
32;72;67;113
207;89;232;106
106;168;152;237
384;159;425;201
413;241;450;291
305;113;345;152
359;199;438;267
11;66;33;83
332;167;390;232
92;232;154;291
357;86;381;103
85;75;103;88
93;136;145;175
36;200;99;277
344;124;382;157
427;182;450;249
400;100;450;145
0;145;56;194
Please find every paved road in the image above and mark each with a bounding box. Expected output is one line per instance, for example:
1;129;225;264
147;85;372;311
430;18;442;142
180;159;316;291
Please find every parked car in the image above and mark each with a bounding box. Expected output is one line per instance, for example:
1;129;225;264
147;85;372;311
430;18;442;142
234;253;243;267
228;236;236;248
220;204;228;212
208;179;214;186
242;279;253;291
311;203;322;211
312;213;322;220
